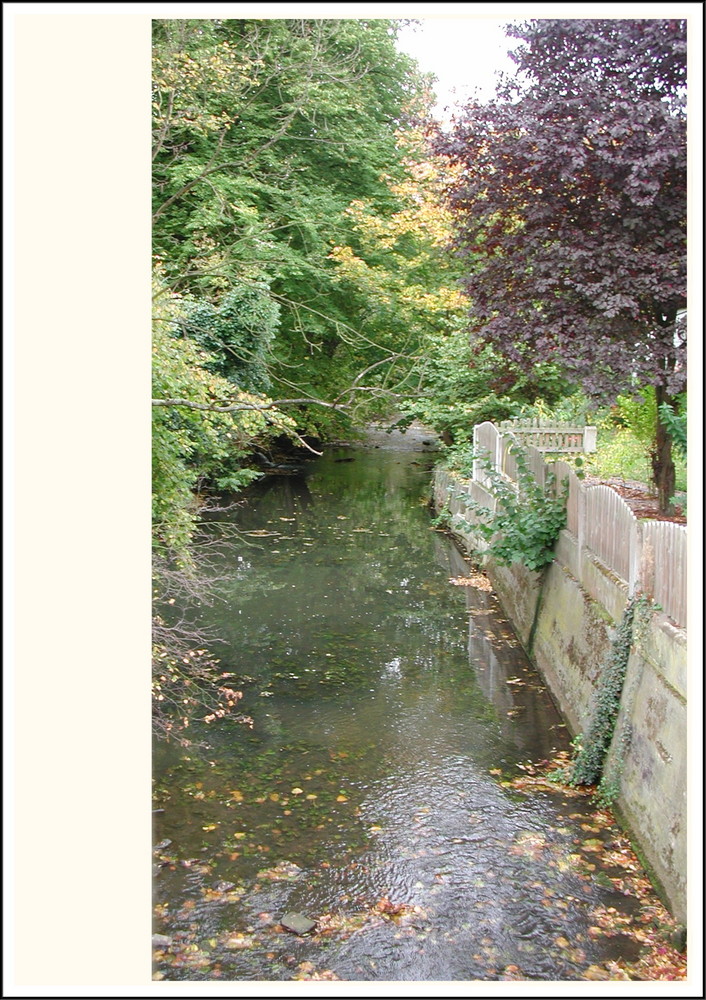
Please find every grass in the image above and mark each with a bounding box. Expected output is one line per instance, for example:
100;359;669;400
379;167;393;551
547;429;686;495
583;428;687;502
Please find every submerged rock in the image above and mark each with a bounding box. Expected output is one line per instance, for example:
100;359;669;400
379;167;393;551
281;912;317;935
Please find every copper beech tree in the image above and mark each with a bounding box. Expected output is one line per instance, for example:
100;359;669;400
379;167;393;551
437;19;686;510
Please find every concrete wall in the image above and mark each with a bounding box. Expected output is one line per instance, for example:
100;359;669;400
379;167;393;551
434;468;688;925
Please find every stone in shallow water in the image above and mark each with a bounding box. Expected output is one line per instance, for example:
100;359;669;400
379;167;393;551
281;912;317;935
214;879;236;892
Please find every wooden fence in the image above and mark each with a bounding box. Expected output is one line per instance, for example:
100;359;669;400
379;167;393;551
466;422;687;628
641;520;688;629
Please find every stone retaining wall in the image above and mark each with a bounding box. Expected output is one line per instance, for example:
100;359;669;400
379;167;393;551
434;468;688;925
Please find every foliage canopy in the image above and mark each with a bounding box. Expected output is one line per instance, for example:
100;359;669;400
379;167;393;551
435;18;687;508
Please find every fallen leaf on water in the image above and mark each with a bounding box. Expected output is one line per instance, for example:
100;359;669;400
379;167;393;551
581;838;604;852
223;933;255;950
582;965;613;980
603;961;632;980
499;964;525;980
449;574;492;591
257;860;302;881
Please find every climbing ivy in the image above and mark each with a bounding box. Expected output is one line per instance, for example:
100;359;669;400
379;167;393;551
449;447;569;572
595;723;633;808
658;401;687;460
570;597;638;788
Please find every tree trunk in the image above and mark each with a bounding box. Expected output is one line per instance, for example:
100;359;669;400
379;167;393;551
652;384;676;514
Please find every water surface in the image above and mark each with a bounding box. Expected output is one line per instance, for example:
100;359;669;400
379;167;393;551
153;449;645;981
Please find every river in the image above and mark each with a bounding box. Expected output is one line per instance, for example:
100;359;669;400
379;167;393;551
153;447;658;982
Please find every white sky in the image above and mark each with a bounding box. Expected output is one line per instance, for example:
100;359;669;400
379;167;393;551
395;18;519;115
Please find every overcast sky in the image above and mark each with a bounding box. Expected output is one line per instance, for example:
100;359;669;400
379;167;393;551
395;17;520;116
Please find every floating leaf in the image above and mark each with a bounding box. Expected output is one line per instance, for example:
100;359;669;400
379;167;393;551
223;932;255;950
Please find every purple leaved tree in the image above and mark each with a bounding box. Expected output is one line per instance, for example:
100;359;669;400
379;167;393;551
437;19;686;511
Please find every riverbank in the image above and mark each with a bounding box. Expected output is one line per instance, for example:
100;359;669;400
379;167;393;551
433;465;688;929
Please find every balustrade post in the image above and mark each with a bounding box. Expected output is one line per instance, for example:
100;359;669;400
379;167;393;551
583;426;597;453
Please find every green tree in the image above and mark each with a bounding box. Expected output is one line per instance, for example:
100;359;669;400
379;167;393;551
152;18;432;424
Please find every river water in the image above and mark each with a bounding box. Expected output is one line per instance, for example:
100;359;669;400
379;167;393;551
153;448;650;982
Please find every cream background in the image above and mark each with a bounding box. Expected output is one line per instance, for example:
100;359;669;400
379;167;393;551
5;3;702;995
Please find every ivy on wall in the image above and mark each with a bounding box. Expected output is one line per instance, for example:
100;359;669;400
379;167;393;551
570;596;638;791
